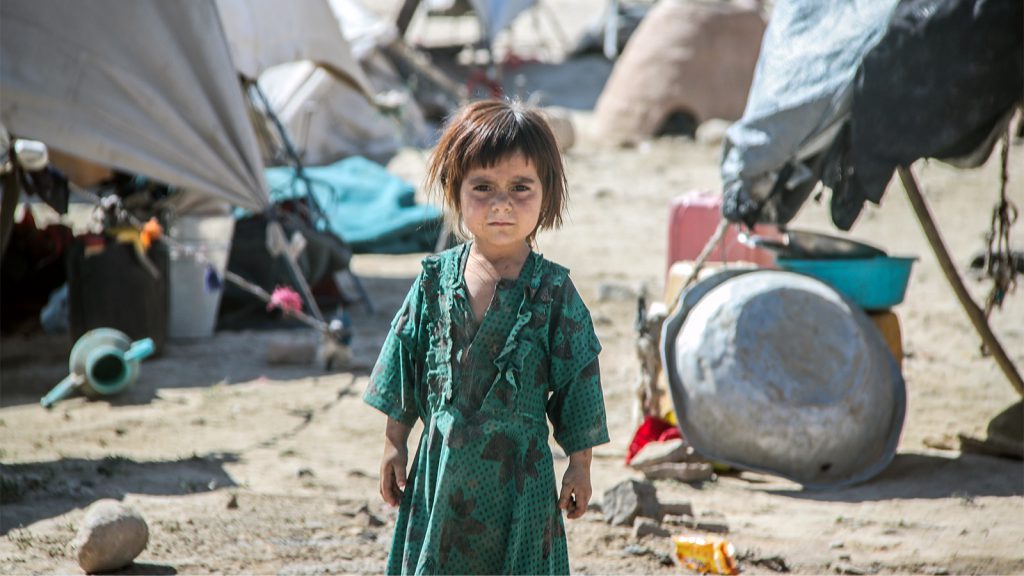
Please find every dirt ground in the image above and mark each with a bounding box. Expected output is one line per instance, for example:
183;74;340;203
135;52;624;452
2;2;1024;575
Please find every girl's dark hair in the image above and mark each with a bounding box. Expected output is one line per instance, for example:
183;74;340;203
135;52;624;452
425;99;568;243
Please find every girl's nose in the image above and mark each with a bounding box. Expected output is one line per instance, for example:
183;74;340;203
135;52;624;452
490;193;513;211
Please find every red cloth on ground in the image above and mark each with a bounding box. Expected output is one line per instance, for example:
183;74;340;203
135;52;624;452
626;416;679;464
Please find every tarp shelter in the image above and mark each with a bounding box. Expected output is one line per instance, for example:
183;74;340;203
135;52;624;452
1;0;270;213
721;0;1023;230
720;0;900;226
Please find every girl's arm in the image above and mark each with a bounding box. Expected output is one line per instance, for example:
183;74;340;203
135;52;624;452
379;417;412;506
558;448;593;519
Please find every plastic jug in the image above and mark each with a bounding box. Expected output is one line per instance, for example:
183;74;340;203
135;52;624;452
40;328;155;408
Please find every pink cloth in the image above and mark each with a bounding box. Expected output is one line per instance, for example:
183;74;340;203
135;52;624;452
267;286;303;314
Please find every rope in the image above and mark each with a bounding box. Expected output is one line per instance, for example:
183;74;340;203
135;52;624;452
673;218;730;309
983;128;1019;320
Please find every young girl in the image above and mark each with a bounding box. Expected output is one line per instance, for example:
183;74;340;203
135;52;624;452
364;99;608;575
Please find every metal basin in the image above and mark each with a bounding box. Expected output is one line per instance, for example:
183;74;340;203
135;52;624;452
660;269;905;488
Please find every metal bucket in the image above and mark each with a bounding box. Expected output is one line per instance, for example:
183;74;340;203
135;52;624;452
660;269;906;488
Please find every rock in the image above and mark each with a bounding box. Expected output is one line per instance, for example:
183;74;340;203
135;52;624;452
659;501;694;518
696;118;732;146
297;467;314;478
355;504;386;527
72;499;149;574
641;462;714;482
833;563;866;575
695;510;729;533
663;514;696;527
603;479;661;526
226;494;239;509
633;518;671;539
830;540;845;549
657;552;676;566
694;519;730;534
629;439;694;469
623;544;651;556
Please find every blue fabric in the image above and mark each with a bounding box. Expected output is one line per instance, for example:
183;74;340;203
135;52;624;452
265;157;442;254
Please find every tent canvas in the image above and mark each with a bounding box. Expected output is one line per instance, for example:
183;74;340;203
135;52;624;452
256;0;431;166
1;0;270;213
216;0;374;97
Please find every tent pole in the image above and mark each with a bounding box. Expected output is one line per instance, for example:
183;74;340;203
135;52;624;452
897;165;1023;396
395;0;420;37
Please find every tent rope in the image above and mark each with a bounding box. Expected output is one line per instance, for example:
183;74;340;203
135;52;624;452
982;128;1019;321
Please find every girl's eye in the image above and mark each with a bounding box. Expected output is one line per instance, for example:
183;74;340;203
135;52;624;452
473;184;492;192
512;185;531;193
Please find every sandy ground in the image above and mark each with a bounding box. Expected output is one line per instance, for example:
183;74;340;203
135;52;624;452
3;2;1024;575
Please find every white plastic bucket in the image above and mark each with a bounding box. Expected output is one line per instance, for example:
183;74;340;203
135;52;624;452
167;215;235;339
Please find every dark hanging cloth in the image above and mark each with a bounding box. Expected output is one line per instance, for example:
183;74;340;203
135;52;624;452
822;0;1024;230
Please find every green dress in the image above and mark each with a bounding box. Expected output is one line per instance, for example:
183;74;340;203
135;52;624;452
364;243;609;575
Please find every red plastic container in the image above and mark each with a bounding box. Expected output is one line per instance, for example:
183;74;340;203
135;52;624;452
666;190;777;275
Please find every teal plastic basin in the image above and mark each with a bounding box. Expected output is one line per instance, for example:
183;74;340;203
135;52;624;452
776;256;917;310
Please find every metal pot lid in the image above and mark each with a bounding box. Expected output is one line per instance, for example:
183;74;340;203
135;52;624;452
739;229;887;260
660;269;906;489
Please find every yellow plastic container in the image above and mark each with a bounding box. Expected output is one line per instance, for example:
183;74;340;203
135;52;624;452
673;535;737;575
868;310;903;369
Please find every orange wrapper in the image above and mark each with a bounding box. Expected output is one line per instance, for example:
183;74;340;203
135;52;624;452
673;535;738;575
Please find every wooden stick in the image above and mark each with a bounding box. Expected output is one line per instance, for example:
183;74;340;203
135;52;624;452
897;165;1023;396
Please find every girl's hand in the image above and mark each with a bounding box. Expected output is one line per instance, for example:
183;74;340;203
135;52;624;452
379;418;412;507
558;449;593;519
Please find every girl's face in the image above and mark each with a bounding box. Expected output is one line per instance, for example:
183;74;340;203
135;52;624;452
459;153;543;252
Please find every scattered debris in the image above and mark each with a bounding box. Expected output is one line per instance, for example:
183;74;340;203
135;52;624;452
72;499;149;574
736;549;790;573
297;467;315;478
694;519;730;534
355;504;385;528
663;514;696;526
603;479;661;526
633;518;671;539
629;438;695;470
833;562;867;575
656;552;676;566
641;462;714;482
226;493;239;509
923;567;950;575
659;500;694;518
623;544;651;556
830;540;845;549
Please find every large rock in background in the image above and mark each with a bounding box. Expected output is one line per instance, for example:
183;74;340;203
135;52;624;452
72;499;149;573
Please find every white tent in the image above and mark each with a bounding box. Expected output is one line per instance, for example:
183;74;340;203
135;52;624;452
0;0;271;212
216;0;374;98
254;0;431;166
